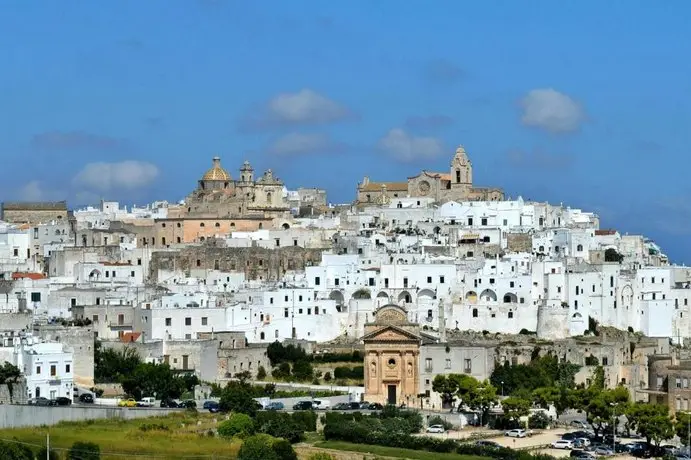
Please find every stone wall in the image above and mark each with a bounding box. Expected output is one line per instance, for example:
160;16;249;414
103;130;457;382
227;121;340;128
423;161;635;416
0;405;179;429
0;312;32;332
149;244;325;281
0;381;28;404
506;233;532;253
218;344;270;380
1;202;68;224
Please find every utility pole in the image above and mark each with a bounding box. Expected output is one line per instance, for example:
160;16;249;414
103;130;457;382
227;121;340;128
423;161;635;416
46;432;49;460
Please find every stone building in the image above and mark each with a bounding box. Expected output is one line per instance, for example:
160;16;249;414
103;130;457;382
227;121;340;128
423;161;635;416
646;352;691;415
363;304;436;406
149;243;324;282
1;202;69;224
356;146;504;205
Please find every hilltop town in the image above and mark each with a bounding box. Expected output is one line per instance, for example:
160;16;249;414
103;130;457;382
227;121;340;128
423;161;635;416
0;145;689;435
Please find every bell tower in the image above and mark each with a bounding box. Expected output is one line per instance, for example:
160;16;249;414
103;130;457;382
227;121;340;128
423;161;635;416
450;145;472;188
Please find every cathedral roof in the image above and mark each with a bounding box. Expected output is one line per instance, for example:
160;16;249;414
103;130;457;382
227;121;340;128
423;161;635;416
201;157;231;181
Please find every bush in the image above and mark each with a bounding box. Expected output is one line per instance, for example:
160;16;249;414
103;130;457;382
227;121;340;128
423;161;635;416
291;410;318;432
238;434;297;460
427;415;453;430
255;411;305;443
333;366;364;380
323;372;332;381
67;441;101;460
0;440;33;460
238;434;279;460
257;366;267;380
528;411;550;429
139;423;170;432
37;448;60;460
218;413;255;438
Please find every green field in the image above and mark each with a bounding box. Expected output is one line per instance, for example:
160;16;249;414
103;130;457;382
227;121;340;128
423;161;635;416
313;441;488;460
0;412;241;459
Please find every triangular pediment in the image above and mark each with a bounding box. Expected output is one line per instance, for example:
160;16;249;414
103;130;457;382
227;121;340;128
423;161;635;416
363;324;421;343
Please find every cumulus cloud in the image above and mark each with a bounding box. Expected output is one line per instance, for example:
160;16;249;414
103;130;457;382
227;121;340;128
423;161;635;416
73;161;159;192
377;128;444;162
520;88;584;133
240;89;354;130
18;181;44;201
31;131;128;151
266;132;345;156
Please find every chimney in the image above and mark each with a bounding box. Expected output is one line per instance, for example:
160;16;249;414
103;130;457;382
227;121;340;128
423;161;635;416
438;298;446;343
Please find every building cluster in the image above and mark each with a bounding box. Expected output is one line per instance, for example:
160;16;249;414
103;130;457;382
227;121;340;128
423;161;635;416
0;146;688;414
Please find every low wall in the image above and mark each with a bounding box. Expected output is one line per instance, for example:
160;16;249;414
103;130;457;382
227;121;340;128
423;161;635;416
0;405;180;429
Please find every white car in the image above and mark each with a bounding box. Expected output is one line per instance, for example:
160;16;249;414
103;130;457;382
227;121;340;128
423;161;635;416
426;425;445;433
552;440;574;449
312;400;331;410
505;429;527;438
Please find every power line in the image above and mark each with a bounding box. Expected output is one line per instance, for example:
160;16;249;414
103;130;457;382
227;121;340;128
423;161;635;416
0;436;236;459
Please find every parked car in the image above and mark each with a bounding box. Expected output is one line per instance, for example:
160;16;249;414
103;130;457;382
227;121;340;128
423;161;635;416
593;446;614;456
55;397;72;406
367;403;384;411
358;401;371;409
426;425;445;434
136;397;156;407
202;401;217;410
333;403;350;410
346;402;361;410
312;400;331;410
506;429;527;438
78;393;94;404
265;402;284;411
205;401;220;413
118;398;137;407
552;440;574;450
31;397;55;406
160;398;179;408
178;400;197;409
571;420;590;429
293;401;314;411
476;440;501;449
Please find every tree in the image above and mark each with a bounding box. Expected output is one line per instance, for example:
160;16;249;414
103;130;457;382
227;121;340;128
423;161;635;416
219;380;259;416
37;447;60;460
627;402;674;447
0;440;32;460
67;442;101;460
465;380;498;417
0;362;21;402
120;362;182;400
604;248;624;263
584;386;629;437
502;396;531;422
218;413;255;438
94;344;141;383
676;411;691;446
432;374;458;408
291;360;314;381
257;366;267;380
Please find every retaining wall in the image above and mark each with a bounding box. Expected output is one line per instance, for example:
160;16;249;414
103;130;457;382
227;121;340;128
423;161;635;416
0;405;179;429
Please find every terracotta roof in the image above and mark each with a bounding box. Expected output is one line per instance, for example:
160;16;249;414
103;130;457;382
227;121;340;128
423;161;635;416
120;332;141;343
12;272;46;280
359;181;408;192
595;230;617;236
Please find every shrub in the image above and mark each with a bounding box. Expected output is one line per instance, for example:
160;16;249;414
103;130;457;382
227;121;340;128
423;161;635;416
291;410;317;432
255;411;305;443
67;441;101;460
139;423;170;432
238;434;279;460
238;434;297;460
37;448;60;460
427;415;453;430
0;440;33;460
257;366;267;380
218;413;255;438
528;411;550;429
323;372;332;381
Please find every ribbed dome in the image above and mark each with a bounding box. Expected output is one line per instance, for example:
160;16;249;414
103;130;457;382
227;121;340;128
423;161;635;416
202;156;230;181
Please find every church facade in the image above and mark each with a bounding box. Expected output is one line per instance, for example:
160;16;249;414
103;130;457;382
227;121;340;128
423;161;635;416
356;146;504;205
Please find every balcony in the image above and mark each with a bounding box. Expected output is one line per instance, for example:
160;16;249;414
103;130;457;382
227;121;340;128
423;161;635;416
109;321;133;329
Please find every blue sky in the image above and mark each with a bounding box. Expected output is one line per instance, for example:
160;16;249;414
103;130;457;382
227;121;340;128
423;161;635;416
1;1;690;261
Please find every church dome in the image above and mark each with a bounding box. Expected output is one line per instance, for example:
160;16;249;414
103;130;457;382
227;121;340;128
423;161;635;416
201;157;230;181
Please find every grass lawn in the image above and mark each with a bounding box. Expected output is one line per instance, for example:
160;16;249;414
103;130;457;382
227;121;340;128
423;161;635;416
313;441;488;460
0;412;240;460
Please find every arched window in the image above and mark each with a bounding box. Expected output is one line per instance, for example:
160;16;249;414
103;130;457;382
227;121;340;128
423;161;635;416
538;245;544;252
577;244;583;252
200;222;205;227
215;222;220;228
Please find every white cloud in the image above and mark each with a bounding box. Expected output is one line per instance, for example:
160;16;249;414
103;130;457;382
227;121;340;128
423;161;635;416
266;132;344;156
520;88;584;133
377;128;444;162
73;161;159;192
18;181;44;201
241;89;353;130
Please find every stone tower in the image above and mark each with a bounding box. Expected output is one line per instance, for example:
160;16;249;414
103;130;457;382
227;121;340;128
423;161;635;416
450;146;473;191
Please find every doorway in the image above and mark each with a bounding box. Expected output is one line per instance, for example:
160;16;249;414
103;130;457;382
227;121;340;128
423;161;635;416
387;385;397;405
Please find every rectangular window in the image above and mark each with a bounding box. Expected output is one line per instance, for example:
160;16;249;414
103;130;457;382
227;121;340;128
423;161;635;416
185;317;191;326
368;278;375;286
284;295;289;302
602;357;608;366
66;364;71;373
36;366;41;374
335;278;339;286
314;277;320;286
445;358;451;369
30;292;41;302
314;307;319;315
130;271;135;277
427;276;432;283
481;218;487;226
464;359;472;373
284;308;289;318
684;379;689;389
439;276;445;284
201;317;208;326
425;358;433;372
299;295;303;302
165;318;172;326
677;378;682;388
50;365;56;376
